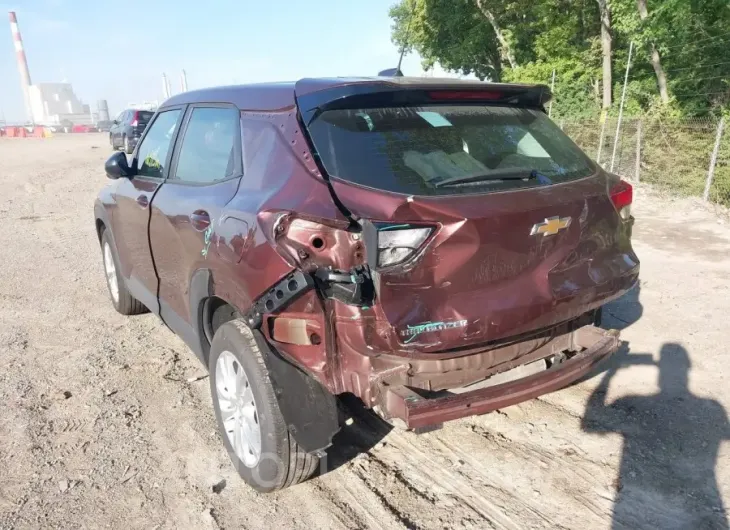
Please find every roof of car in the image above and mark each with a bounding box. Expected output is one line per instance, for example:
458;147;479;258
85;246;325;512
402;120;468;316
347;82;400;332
161;77;549;112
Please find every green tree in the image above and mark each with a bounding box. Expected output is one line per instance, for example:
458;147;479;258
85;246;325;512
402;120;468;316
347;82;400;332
389;0;730;117
390;0;502;81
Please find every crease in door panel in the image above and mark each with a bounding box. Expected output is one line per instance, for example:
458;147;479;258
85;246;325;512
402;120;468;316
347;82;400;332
147;183;165;323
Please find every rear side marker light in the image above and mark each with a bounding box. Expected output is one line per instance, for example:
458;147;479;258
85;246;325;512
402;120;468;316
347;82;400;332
377;227;432;268
610;180;633;221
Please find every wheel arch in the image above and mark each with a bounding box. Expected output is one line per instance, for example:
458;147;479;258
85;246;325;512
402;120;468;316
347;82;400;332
192;270;340;454
94;200;111;244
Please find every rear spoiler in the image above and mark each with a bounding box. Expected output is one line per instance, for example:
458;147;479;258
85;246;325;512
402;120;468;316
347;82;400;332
294;80;552;126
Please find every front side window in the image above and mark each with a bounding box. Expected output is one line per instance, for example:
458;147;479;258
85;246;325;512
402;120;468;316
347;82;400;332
172;107;239;184
306;105;596;196
136;110;182;178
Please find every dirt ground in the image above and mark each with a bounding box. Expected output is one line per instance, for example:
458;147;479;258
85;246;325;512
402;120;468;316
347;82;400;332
1;134;728;530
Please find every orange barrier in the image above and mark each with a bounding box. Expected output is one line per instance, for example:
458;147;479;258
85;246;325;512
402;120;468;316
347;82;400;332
6;127;27;138
1;126;52;138
32;126;52;138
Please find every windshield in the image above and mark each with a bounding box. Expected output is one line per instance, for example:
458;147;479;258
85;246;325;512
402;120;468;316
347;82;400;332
306;105;596;196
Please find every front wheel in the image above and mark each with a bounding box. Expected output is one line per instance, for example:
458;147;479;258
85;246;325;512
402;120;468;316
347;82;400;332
100;229;146;315
209;320;319;492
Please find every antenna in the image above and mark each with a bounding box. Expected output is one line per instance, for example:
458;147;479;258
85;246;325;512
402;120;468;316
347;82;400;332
396;5;413;74
380;1;413;77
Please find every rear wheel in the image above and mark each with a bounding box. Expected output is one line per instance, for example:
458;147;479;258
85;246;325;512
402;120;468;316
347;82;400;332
209;320;319;492
100;229;146;315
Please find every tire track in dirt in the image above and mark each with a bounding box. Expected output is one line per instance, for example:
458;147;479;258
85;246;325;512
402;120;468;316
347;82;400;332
342;404;521;530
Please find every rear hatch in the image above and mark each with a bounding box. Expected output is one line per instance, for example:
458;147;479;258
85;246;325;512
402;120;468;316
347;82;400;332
297;81;639;351
132;110;154;136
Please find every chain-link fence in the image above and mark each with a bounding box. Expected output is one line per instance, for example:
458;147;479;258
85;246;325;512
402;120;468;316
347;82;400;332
561;116;730;207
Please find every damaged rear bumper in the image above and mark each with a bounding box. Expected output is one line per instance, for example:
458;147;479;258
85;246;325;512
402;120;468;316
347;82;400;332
378;325;619;429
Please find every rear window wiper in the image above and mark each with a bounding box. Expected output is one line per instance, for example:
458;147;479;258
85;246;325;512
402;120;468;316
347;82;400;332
434;169;552;188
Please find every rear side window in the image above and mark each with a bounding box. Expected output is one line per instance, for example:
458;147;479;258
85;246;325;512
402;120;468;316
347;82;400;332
173;107;239;184
136;109;182;178
306;105;596;196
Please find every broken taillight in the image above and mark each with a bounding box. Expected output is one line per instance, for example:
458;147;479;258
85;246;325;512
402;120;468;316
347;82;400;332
377;226;433;268
610;180;633;221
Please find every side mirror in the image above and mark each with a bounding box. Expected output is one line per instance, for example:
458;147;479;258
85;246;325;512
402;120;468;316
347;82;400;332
112;120;118;125
105;151;133;180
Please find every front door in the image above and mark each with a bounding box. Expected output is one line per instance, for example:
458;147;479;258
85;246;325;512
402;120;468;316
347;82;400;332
149;105;242;329
111;108;183;312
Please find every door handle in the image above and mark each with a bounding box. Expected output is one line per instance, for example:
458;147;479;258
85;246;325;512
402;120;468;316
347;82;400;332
136;195;149;208
190;210;211;232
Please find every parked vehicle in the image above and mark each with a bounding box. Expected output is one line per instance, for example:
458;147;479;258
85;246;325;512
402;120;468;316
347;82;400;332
95;78;639;492
72;124;97;133
96;120;114;132
109;109;154;154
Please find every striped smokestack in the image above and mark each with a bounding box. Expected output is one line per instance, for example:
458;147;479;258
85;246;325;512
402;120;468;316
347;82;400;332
8;11;33;123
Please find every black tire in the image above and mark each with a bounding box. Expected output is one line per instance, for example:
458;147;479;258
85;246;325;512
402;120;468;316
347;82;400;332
594;306;603;327
100;229;146;315
123;135;133;154
209;320;319;492
109;133;114;148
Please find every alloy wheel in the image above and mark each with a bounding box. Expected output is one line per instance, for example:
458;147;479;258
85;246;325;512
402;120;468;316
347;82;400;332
215;350;262;468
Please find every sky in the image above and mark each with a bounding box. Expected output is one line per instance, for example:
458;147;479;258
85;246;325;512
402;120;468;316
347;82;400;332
0;0;465;123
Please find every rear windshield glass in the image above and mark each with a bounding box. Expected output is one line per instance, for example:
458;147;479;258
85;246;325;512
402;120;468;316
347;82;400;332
137;111;154;123
306;105;596;196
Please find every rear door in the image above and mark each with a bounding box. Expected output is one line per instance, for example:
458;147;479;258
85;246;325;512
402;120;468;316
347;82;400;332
303;95;639;350
111;108;184;312
149;105;242;331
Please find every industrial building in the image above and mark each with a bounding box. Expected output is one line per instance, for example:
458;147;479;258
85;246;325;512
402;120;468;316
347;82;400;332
8;11;187;126
8;11;97;126
28;83;91;126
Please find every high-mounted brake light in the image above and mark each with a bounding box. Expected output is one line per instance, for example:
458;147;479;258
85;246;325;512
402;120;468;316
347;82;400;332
428;90;504;101
377;226;433;268
610;180;633;220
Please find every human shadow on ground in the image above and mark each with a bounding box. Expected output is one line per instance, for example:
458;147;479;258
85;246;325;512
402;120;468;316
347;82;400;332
582;343;730;529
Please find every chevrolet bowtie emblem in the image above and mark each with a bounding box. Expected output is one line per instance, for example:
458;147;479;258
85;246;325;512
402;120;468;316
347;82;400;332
530;216;572;237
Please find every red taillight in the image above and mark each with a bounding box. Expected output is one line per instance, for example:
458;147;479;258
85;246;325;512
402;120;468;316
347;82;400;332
610;180;633;220
428;90;504;101
130;111;139;127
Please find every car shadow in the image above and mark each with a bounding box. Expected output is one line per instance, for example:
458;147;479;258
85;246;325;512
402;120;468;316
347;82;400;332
601;280;643;331
317;394;392;476
582;343;730;529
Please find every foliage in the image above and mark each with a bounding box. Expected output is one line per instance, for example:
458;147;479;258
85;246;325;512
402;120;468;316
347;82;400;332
390;0;502;81
389;0;730;118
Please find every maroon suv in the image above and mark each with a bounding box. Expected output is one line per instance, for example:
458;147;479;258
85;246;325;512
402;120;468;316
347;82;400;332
94;77;638;491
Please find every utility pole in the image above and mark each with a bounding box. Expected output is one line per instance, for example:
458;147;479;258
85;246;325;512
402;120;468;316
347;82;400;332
703;117;725;202
548;69;556;118
610;41;634;173
596;117;608;165
635;119;642;182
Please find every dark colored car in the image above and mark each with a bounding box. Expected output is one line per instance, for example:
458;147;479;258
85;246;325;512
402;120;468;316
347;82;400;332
96;120;113;132
109;109;154;154
94;77;639;492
